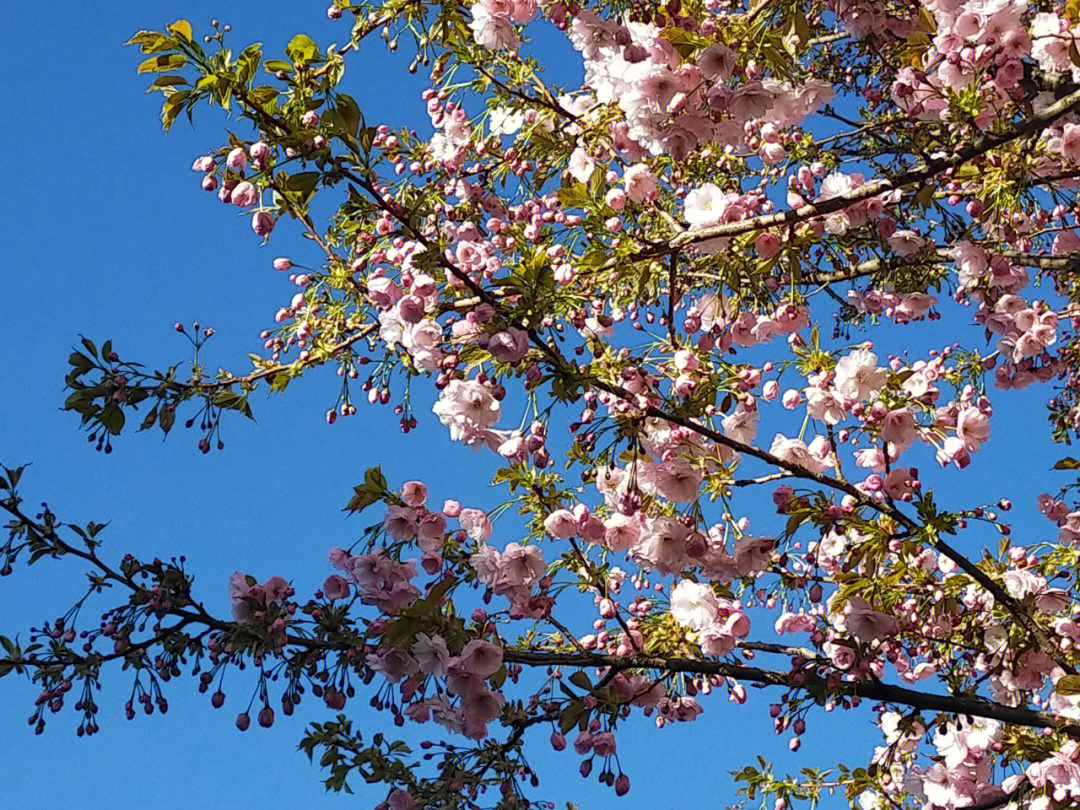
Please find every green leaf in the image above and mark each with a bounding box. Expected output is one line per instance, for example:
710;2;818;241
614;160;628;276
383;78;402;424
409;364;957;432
285;171;320;199
588;166;604;197
559;702;585;734
126;31;177;54
264;59;292;74
147;75;189;91
285;33;321;65
137;53;187;74
126;30;161;46
80;337;99;358
167;19;193;42
358;127;377;152
211;390;253;419
335;93;362;136
381;617;419;646
417;566;453;601
248;85;280;109
343;466;388;513
660;26;709;59
235;43;262;85
568;671;592;690
1057;674;1080;695
556;182;588;209
914;183;934;209
68;352;94;374
4;466;24;491
1054;457;1080;470
575;248;609;273
363;466;386;491
161;90;192;130
792;11;811;47
345;486;379;514
100;405;125;436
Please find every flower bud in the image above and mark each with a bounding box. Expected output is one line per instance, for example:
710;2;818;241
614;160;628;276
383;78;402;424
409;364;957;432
250;141;270;164
226;147;248;169
231;181;258;208
251;211;276;237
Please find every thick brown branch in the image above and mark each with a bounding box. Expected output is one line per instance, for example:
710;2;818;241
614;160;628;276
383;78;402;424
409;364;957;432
501;649;1080;737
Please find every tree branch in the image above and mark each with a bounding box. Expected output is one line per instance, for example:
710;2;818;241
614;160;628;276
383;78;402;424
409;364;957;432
631;88;1080;258
501;649;1080;738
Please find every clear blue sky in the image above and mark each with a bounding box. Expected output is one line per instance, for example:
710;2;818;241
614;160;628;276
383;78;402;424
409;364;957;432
0;4;1068;809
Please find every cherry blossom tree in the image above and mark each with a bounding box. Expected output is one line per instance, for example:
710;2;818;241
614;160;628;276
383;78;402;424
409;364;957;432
14;0;1080;806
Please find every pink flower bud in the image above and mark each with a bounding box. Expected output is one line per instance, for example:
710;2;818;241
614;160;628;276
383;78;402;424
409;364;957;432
754;231;780;258
231;181;259;208
226;147;248;169
605;188;627;210
273;257;292;272
251;211;276;237
250;141;270;163
772;485;794;510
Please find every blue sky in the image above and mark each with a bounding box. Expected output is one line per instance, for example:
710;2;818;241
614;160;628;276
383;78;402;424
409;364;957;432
0;4;1072;809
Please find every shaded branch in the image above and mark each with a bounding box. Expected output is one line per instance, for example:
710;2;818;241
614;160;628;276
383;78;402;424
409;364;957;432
501;649;1080;738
